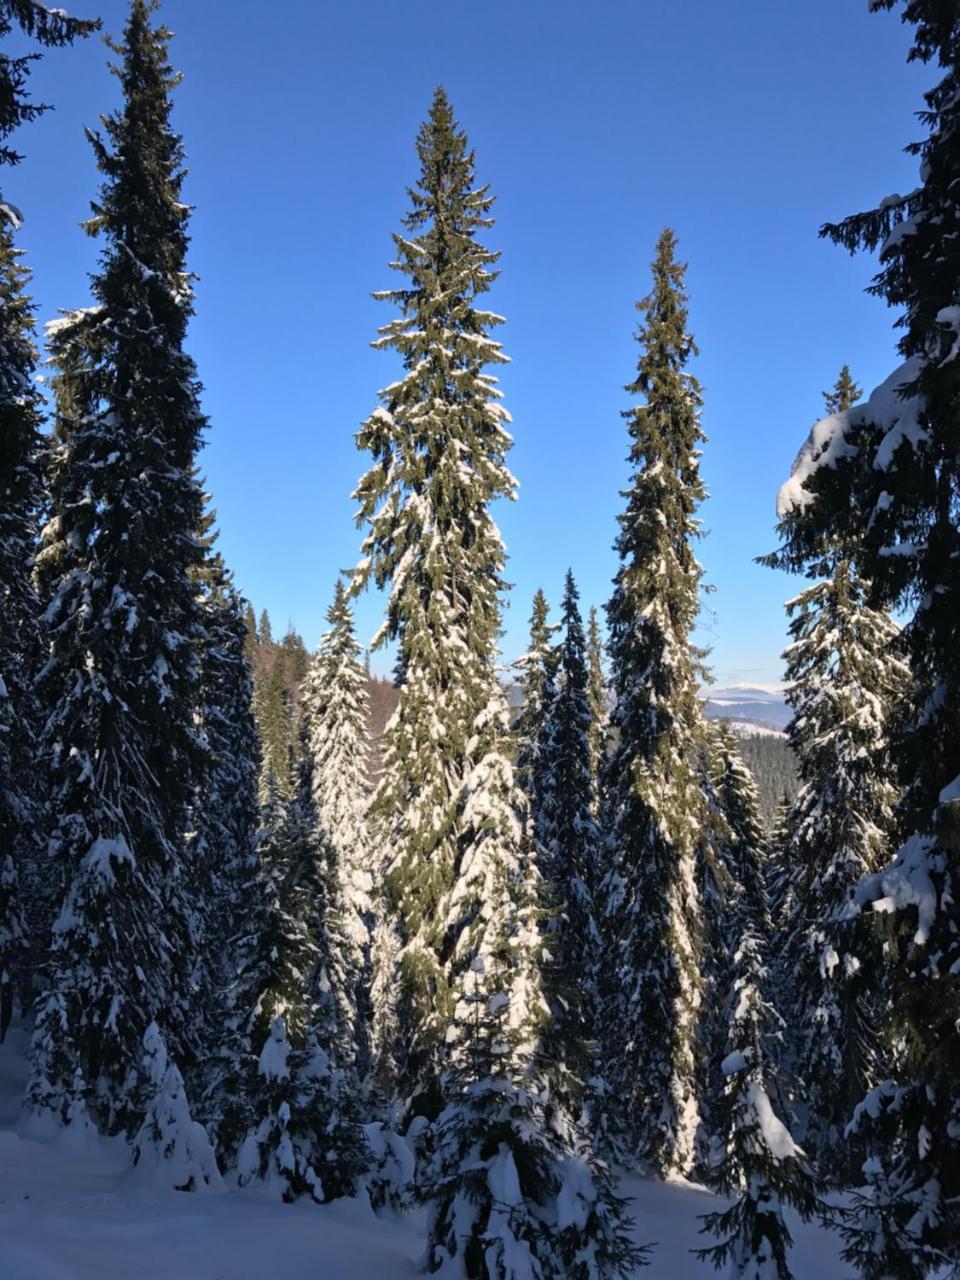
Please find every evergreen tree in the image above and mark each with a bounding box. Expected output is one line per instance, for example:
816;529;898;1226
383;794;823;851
301;580;373;1073
698;721;771;1165
536;570;600;1077
214;794;370;1199
28;0;207;1135
242;601;257;663
351;84;521;1108
513;588;557;820
777;558;906;1178
0;1;98;180
822;362;861;416
598;228;710;1176
586;606;608;807
252;659;297;804
696;926;819;1280
0;212;43;1035
189;499;259;1080
0;0;95;1042
771;5;960;1249
258;607;273;647
765;792;795;923
236;1015;370;1205
280;625;310;687
131;1021;223;1193
354;86;640;1273
426;955;648;1279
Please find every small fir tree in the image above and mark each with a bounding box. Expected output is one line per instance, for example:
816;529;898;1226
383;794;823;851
252;659;297;805
215;795;370;1199
301;580;373;1073
696;926;819;1280
513;588;557;820
131;1022;224;1193
697;721;770;1166
536;570;601;1104
777;557;906;1178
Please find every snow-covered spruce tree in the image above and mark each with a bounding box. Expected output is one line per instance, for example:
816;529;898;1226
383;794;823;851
425;916;648;1278
252;658;297;806
301;580;373;1074
764;793;794;923
351;84;521;1111
697;720;771;1168
0;1;98;179
597;228;710;1176
0;1;97;1037
777;557;906;1179
354;87;641;1274
769;3;960;1257
131;1021;223;1193
695;924;819;1280
536;569;601;1091
711;723;770;949
836;1089;941;1280
188;499;259;1083
586;606;608;808
236;1014;370;1205
513;588;557;823
215;794;370;1201
0;210;44;1037
27;0;206;1136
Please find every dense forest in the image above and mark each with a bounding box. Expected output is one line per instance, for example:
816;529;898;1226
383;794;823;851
0;2;957;1279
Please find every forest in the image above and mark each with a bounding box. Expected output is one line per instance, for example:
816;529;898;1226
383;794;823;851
0;2;957;1279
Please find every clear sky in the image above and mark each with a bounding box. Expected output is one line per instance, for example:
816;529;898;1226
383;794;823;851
9;0;926;682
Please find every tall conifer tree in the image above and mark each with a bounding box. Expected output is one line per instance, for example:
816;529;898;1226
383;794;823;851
352;85;521;1109
0;214;43;1037
0;0;96;1043
354;86;641;1275
598;228;710;1177
28;0;207;1135
770;2;960;1261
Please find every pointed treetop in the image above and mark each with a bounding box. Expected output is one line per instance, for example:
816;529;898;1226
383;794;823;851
822;365;862;416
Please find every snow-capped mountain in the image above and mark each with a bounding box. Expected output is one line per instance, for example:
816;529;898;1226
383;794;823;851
702;683;790;730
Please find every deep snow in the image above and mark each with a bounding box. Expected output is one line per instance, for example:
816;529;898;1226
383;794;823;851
0;1026;852;1280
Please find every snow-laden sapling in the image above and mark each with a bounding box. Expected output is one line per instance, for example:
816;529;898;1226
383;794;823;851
237;1017;370;1205
132;1023;224;1193
425;957;649;1279
696;931;818;1280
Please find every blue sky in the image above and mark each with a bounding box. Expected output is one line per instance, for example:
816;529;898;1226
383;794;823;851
9;0;926;682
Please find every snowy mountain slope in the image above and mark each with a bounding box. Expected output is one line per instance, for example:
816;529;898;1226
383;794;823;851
0;1028;853;1280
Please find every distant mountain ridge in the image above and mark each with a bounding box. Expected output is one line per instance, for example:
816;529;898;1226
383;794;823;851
702;683;791;731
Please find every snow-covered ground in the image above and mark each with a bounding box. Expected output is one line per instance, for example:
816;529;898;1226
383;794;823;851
0;1027;849;1280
